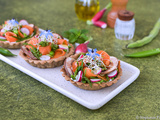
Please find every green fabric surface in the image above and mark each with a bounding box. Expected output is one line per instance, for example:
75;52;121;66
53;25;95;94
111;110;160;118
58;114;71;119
0;0;160;120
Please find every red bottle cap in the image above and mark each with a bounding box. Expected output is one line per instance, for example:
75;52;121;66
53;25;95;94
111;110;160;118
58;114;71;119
118;10;134;21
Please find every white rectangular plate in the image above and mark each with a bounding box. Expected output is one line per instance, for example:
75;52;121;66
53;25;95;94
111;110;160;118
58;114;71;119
0;29;140;110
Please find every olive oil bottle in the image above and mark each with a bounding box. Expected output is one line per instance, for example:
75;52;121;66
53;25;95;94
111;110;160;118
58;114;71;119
75;0;100;21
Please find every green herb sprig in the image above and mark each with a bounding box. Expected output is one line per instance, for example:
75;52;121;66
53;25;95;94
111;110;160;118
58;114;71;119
62;29;92;44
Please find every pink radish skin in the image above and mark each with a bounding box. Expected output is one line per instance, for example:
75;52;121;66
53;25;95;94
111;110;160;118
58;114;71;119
107;70;117;78
28;24;34;28
20;28;30;36
19;20;29;25
90;79;101;82
96;68;102;75
75;42;89;54
79;54;84;59
59;45;68;50
75;70;83;82
93;21;107;29
92;8;107;22
0;36;6;39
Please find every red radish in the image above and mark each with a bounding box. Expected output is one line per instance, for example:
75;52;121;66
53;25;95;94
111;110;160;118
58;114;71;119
93;67;102;75
40;55;50;60
59;44;68;50
28;24;34;28
20;28;30;36
107;70;118;78
75;70;83;82
75;42;89;54
93;21;107;29
90;79;101;82
1;28;5;32
0;36;6;39
19;19;29;25
86;2;112;25
78;54;84;60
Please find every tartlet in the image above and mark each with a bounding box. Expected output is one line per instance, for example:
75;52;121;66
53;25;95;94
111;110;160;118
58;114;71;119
19;30;74;68
61;49;122;90
0;19;39;49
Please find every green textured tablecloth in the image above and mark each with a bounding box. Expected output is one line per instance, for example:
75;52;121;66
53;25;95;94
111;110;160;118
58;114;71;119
0;0;160;120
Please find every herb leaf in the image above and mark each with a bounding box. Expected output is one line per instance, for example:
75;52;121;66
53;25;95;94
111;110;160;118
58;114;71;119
62;28;91;44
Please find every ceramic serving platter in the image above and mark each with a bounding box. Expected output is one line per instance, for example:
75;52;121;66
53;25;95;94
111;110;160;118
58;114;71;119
0;29;140;110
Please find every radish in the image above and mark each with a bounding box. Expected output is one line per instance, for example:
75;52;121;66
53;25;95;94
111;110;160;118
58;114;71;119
93;67;102;75
19;19;29;25
0;36;6;39
40;55;50;60
59;44;68;50
75;42;89;53
78;54;84;60
90;79;101;82
28;24;34;28
93;21;107;29
1;28;5;32
107;70;118;78
20;28;30;36
74;70;83;82
86;2;112;26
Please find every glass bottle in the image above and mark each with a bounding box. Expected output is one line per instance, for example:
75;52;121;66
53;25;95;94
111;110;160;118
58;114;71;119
107;0;128;28
75;0;100;21
114;10;135;40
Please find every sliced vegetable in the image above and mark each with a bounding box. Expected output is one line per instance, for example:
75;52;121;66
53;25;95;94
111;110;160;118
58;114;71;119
28;24;34;28
72;60;83;73
0;47;16;56
124;48;160;58
19;19;29;25
127;18;160;48
0;36;6;39
107;70;117;78
40;55;50;60
20;28;30;36
22;25;34;35
59;44;68;50
90;79;101;82
93;67;102;75
74;70;83;82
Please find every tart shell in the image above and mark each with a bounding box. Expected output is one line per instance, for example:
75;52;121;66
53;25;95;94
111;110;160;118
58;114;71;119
61;53;122;90
0;25;39;49
19;44;75;68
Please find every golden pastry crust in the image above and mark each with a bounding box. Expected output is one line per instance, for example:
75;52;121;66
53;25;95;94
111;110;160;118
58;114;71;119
0;25;39;49
19;44;75;68
61;53;122;90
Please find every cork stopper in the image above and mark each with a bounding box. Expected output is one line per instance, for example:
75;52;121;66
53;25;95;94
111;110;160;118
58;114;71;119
118;10;134;21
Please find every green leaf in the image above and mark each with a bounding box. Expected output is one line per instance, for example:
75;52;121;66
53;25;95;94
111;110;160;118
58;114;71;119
81;29;88;34
76;38;86;44
80;34;88;40
69;33;77;43
69;28;79;34
62;31;71;38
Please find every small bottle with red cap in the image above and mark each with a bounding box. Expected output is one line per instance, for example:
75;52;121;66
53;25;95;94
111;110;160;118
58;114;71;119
114;10;135;40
